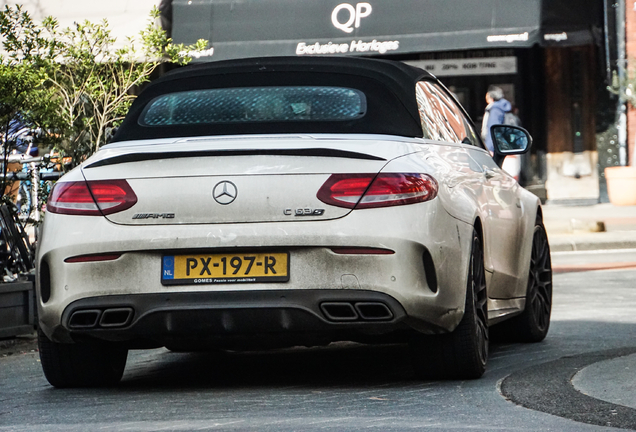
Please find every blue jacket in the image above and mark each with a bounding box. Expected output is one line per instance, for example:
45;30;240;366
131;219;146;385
7;117;38;155
484;98;511;153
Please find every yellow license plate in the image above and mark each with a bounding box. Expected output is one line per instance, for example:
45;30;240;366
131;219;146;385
161;252;289;285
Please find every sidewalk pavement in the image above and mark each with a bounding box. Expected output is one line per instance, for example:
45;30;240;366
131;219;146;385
0;332;36;354
543;202;636;414
572;353;636;411
543;203;636;252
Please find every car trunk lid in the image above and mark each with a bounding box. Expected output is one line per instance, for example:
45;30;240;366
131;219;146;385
80;135;420;225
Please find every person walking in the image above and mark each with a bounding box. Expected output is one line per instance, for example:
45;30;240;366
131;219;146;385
481;85;511;153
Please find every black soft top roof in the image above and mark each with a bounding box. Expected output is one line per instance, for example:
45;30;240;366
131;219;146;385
112;56;434;142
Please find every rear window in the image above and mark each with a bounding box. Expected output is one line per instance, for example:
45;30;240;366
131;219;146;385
139;86;366;126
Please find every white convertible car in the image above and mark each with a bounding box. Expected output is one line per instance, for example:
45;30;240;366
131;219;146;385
36;57;552;387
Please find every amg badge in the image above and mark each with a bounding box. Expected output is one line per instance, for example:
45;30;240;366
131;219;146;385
132;213;175;219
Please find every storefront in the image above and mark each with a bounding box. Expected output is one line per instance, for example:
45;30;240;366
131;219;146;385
170;0;614;202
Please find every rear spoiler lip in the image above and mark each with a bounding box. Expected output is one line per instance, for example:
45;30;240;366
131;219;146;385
84;148;386;169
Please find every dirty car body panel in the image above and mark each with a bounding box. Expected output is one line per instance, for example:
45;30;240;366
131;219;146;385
36;56;548;385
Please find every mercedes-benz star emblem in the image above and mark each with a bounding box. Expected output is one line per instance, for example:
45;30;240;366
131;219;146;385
213;181;238;205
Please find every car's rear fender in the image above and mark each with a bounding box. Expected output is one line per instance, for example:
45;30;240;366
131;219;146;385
377;146;541;303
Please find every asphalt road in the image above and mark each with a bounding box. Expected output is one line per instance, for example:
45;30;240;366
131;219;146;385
2;249;636;431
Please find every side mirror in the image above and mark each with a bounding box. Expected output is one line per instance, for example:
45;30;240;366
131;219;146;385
490;125;532;167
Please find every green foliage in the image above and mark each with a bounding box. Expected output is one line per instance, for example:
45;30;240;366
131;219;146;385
0;62;53;145
0;7;57;198
609;66;636;108
0;4;208;168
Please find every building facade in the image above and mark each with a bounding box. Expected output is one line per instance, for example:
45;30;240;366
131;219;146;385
627;1;636;167
12;0;629;203
167;0;622;203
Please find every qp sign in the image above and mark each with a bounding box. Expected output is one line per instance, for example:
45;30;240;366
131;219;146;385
331;3;373;34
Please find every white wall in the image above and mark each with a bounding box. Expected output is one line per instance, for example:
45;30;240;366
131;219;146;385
1;0;161;50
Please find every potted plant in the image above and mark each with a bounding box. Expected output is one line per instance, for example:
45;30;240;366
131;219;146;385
605;165;636;205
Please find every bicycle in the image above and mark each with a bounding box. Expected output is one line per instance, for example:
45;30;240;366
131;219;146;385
4;153;64;224
0;202;33;280
0;153;63;281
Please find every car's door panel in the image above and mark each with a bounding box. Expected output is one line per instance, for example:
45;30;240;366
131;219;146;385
465;148;525;299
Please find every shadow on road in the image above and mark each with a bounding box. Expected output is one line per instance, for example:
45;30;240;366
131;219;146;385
119;342;418;390
117;339;551;390
110;319;636;391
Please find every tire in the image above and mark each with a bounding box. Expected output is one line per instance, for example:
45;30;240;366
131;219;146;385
410;230;488;380
38;328;128;388
500;219;553;342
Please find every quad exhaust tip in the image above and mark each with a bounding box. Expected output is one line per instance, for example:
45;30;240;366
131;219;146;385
320;302;393;322
99;308;134;328
354;302;393;320
68;310;101;328
68;307;134;329
321;302;359;321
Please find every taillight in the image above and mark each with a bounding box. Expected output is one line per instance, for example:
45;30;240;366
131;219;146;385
317;173;438;209
47;180;137;215
65;253;122;263
316;174;375;208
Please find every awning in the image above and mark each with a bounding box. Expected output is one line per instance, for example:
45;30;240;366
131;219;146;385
171;0;603;62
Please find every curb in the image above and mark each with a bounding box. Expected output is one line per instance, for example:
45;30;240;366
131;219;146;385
0;332;37;354
547;232;636;252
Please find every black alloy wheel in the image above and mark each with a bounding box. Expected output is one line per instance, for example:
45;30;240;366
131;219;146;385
528;223;552;334
469;232;489;367
410;230;488;380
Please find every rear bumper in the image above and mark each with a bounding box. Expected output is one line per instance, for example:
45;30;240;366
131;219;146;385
37;200;475;341
49;290;410;347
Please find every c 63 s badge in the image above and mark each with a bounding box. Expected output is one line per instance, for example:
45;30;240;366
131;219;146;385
133;213;175;219
284;208;325;216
